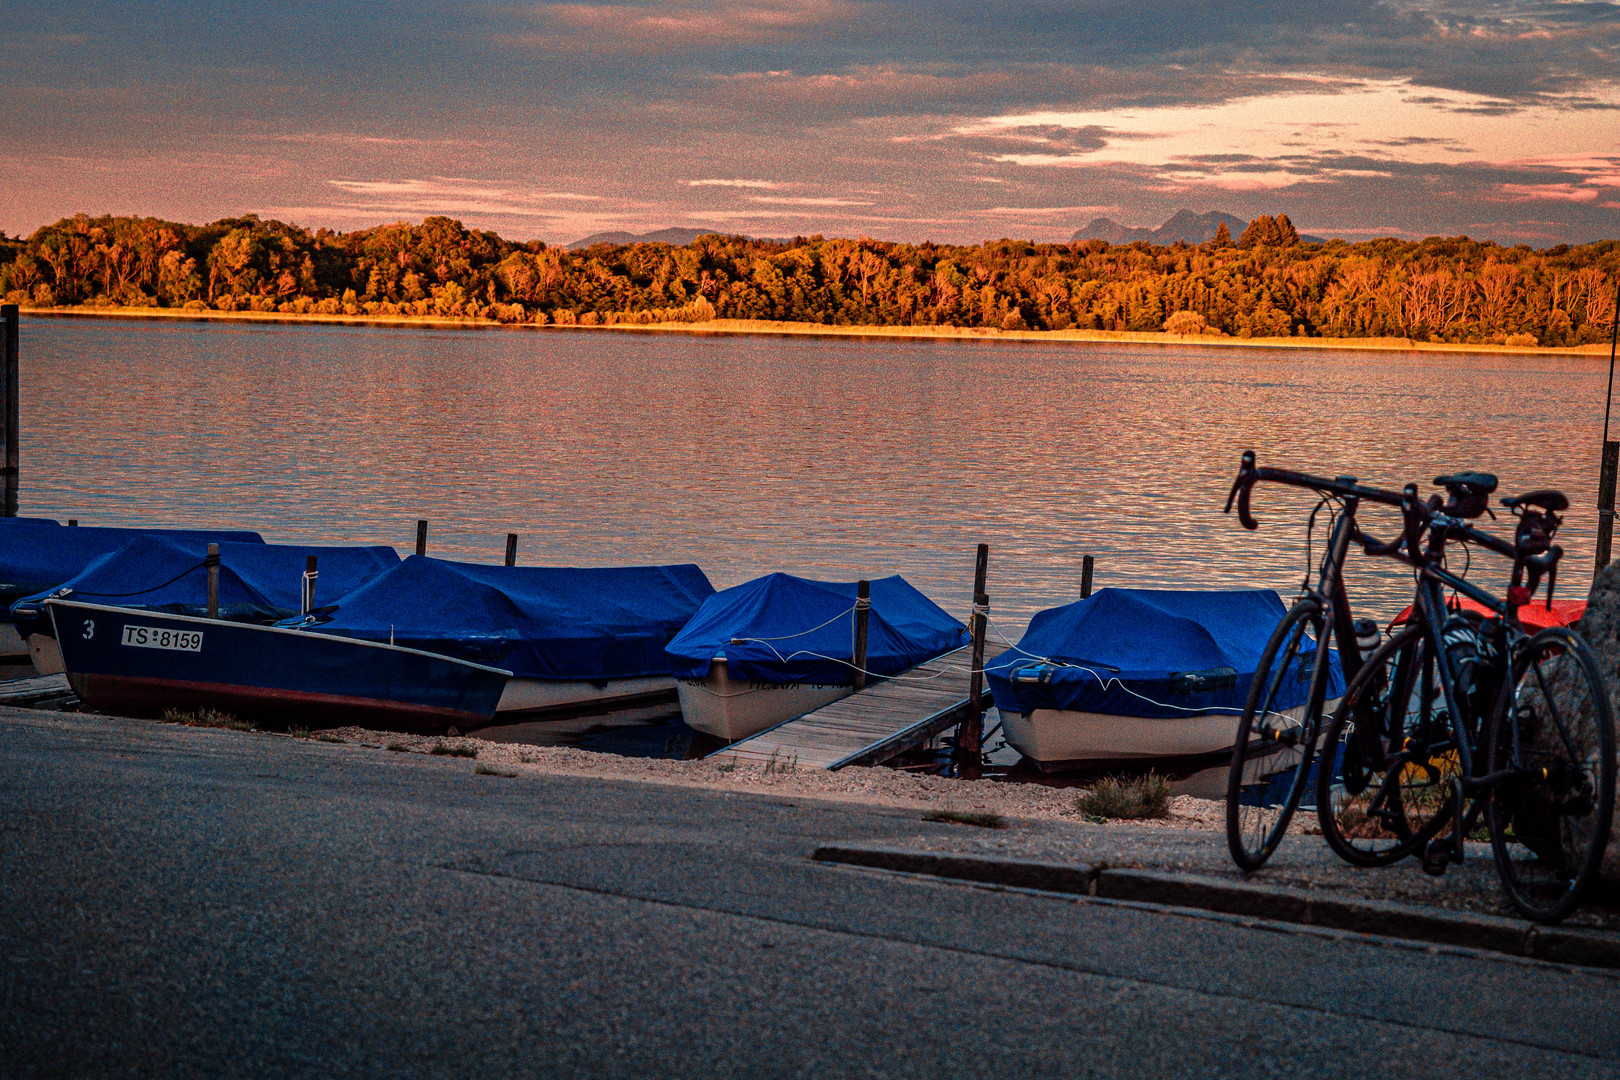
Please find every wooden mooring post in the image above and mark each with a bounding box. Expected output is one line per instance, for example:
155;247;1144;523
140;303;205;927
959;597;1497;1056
505;533;518;567
852;579;871;691
1081;554;1095;598
205;544;220;619
955;543;990;780
2;304;17;517
415;519;428;557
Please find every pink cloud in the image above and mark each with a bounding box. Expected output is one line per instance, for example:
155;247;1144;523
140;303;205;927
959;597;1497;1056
1491;182;1602;203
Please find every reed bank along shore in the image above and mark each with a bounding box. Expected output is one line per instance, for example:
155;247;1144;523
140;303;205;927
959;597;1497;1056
22;306;1618;359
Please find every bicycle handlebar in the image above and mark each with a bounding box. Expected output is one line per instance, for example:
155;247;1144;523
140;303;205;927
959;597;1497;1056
1225;450;1549;577
1224;450;1407;530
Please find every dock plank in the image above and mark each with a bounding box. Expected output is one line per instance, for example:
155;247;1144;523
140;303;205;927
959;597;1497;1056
708;648;977;771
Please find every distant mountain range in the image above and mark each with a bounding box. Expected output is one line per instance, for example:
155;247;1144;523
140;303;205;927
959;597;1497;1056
1071;209;1324;246
566;227;713;250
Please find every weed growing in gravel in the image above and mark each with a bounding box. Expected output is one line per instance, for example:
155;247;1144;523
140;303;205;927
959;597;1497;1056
762;749;798;775
288;726;311;739
386;742;412;753
162;708;255;732
474;764;516;778
1076;773;1171;821
924;810;1006;829
315;733;344;744
715;758;738;773
432;742;477;758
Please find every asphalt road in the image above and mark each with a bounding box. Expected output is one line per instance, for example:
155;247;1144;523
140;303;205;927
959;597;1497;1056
3;708;1619;1079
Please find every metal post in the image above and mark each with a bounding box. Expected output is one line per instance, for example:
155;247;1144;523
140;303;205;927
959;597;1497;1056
956;544;990;780
2;304;16;517
415;519;428;557
852;579;871;691
1081;554;1095;598
1600;282;1620;577
1598;442;1618;574
302;554;318;615
505;533;518;567
205;543;220;619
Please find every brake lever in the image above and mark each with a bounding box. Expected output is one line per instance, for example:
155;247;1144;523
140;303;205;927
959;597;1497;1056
1225;450;1260;530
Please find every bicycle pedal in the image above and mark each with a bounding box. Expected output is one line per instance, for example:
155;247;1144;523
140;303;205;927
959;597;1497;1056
1420;842;1452;877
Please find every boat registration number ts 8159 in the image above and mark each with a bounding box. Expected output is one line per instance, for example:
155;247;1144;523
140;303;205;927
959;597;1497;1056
121;625;204;652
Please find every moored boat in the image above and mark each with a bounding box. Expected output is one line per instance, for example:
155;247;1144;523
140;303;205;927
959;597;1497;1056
665;573;969;742
0;522;264;672
48;598;508;732
288;556;716;726
985;588;1344;774
12;536;398;675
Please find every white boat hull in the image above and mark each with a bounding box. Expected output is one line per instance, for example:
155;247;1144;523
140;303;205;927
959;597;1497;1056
494;674;675;717
677;658;851;742
1002;698;1338;773
27;633;64;676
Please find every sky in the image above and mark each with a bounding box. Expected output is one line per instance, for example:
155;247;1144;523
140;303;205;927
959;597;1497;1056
3;0;1619;246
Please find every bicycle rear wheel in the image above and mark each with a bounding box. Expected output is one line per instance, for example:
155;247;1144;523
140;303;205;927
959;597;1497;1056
1317;624;1460;866
1487;626;1616;923
1226;598;1329;870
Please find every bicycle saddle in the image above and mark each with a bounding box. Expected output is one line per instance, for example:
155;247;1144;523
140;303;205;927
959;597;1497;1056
1502;489;1569;514
1434;471;1498;519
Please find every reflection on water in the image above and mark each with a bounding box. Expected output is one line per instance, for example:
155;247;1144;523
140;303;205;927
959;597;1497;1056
27;315;1613;642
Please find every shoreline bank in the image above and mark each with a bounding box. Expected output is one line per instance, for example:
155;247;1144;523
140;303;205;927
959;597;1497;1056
19;305;1614;359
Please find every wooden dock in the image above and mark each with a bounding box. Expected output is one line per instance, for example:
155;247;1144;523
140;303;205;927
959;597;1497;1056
0;673;76;710
707;647;976;771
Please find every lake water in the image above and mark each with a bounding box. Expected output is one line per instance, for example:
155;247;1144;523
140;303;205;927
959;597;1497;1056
22;314;1616;639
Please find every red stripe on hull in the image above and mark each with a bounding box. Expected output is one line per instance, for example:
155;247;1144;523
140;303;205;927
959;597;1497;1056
69;673;486;735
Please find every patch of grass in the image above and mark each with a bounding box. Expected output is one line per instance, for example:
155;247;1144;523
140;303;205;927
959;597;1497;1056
762;749;798;775
923;809;1006;829
288;726;311;739
386;742;412;753
1075;772;1171;821
474;763;516;778
315;733;345;744
431;742;477;758
715;758;738;773
162;707;255;732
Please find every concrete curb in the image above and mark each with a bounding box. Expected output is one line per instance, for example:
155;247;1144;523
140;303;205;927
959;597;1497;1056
811;844;1620;970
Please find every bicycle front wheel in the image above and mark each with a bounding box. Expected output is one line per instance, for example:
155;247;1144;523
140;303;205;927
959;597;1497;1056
1487;626;1616;923
1227;598;1329;870
1317;624;1460;867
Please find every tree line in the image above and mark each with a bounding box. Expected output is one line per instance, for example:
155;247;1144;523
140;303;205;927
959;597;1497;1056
2;212;1616;346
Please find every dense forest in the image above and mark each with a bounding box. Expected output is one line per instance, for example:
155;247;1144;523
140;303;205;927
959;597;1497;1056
2;212;1616;346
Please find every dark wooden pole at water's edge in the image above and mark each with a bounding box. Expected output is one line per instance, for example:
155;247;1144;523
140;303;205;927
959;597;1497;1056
2;305;16;517
1598;284;1620;577
303;554;318;615
505;533;518;567
852;579;870;691
205;544;220;619
415;520;428;557
956;543;990;780
1081;554;1095;598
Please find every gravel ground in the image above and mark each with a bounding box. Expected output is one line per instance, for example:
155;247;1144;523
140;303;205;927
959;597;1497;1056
324;725;1227;829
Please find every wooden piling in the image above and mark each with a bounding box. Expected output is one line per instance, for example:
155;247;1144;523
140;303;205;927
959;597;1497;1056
302;554;318;615
205;543;220;619
67;519;77;526
1081;554;1095;598
852;579;871;691
954;544;990;780
505;533;518;567
1;304;16;518
415;519;428;557
1598;442;1618;574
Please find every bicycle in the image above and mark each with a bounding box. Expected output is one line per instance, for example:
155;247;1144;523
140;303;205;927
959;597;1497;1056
1222;453;1398;870
1227;452;1615;922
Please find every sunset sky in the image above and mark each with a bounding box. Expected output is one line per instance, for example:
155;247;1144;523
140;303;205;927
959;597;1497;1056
5;0;1620;246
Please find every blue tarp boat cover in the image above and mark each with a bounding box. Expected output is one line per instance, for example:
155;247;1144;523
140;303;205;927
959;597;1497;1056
985;588;1343;719
0;523;265;607
665;573;969;685
296;556;717;681
11;536;398;636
